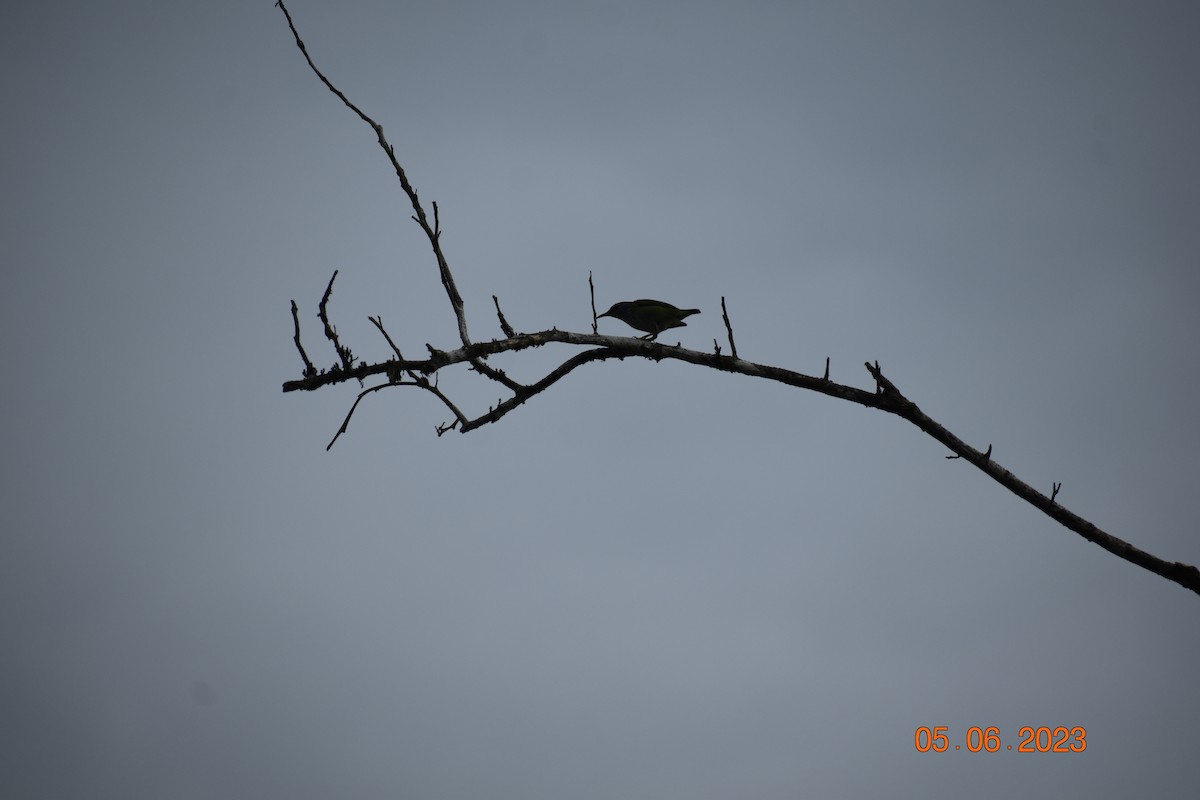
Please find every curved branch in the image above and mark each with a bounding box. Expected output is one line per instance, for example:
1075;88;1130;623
287;321;1200;595
285;326;1200;595
275;1;1198;598
861;362;1200;596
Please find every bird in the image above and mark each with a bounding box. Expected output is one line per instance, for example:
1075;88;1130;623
597;299;701;340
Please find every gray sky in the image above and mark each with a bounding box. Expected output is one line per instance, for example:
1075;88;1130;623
3;1;1199;797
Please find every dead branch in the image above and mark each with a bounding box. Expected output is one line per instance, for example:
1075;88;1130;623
274;0;1199;598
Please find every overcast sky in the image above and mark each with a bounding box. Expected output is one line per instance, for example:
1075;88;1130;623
3;1;1199;798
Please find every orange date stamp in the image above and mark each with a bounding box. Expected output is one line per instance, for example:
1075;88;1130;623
914;726;1087;753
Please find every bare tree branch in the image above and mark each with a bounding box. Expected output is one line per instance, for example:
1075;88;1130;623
274;1;1199;598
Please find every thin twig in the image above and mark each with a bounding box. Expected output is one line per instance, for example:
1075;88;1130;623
318;270;354;370
589;271;598;333
368;315;405;361
291;300;316;378
492;295;516;338
721;296;738;360
326;383;394;450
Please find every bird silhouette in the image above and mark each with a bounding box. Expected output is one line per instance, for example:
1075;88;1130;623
597;299;700;340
